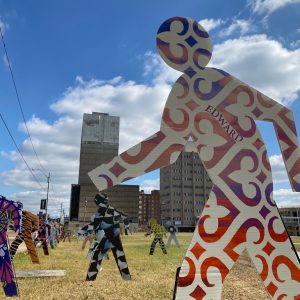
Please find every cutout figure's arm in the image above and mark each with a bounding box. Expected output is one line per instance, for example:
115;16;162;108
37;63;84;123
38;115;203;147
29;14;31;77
114;208;128;223
252;91;300;192
88;130;185;191
145;229;152;237
78;224;93;236
217;73;300;192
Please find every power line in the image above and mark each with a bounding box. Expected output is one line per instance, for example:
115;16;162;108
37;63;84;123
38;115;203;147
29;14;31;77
0;113;45;190
0;26;46;174
49;182;62;205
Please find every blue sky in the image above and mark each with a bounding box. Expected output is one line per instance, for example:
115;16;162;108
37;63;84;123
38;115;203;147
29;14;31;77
0;0;300;216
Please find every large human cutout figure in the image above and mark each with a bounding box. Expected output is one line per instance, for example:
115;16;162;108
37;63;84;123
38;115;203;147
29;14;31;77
89;16;300;299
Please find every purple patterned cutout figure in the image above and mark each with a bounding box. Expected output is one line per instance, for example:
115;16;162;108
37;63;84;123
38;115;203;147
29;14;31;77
0;195;22;297
89;16;300;299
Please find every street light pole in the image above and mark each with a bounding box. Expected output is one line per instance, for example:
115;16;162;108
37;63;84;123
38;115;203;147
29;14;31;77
45;172;50;221
32;169;50;221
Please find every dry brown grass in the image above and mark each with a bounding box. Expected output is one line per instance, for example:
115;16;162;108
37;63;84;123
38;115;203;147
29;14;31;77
8;232;286;299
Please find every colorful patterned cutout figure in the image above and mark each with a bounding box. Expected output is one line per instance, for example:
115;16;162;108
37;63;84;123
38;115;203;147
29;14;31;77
145;218;167;255
88;16;300;299
0;195;22;297
166;221;180;248
80;193;131;281
34;219;51;256
10;211;40;264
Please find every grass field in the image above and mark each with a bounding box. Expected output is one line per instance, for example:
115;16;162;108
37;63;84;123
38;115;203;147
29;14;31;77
292;236;300;251
10;232;298;299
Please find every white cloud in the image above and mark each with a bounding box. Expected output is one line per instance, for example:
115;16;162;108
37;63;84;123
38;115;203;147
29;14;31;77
290;40;300;49
199;18;224;32
211;34;300;104
140;178;159;194
266;155;300;207
269;154;290;184
9;189;68;217
220;19;252;36
2;54;9;68
274;189;300;207
0;18;8;34
143;51;180;85
249;0;300;15
2;53;174;215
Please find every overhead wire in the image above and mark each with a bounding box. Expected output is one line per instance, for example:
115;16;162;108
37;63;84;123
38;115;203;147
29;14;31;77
49;182;62;206
0;26;64;218
0;113;45;190
0;26;47;174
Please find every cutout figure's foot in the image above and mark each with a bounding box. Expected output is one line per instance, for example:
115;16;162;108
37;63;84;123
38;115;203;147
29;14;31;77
121;273;131;280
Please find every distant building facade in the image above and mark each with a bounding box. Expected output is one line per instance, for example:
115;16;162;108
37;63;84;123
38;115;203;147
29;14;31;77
70;184;80;220
70;112;139;223
139;190;160;225
107;185;139;223
279;207;300;236
160;142;213;229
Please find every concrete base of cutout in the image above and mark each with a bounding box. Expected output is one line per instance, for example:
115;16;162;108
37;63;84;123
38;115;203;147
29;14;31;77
15;270;65;278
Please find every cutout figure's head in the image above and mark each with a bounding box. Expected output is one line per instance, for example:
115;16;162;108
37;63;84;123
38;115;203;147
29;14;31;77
156;16;212;74
166;220;172;227
149;217;157;226
94;192;109;206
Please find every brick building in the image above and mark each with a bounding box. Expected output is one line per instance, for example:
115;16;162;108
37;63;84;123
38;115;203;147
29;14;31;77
139;190;160;225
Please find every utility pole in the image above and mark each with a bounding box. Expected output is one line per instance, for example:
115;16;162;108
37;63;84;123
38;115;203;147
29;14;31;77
32;169;50;222
45;172;50;221
60;202;63;224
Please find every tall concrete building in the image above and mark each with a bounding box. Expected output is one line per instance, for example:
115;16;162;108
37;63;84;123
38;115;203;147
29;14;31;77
279;207;300;236
70;112;139;223
77;112;119;221
160;142;213;230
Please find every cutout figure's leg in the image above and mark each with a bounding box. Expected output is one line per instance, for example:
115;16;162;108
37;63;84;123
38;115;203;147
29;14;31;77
86;236;108;281
173;234;180;248
88;131;186;191
246;213;300;299
41;239;49;255
9;232;24;258
110;236;131;280
149;236;159;255
50;238;55;249
168;234;180;248
82;236;89;250
175;190;245;299
158;236;167;254
24;229;39;264
0;239;18;297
